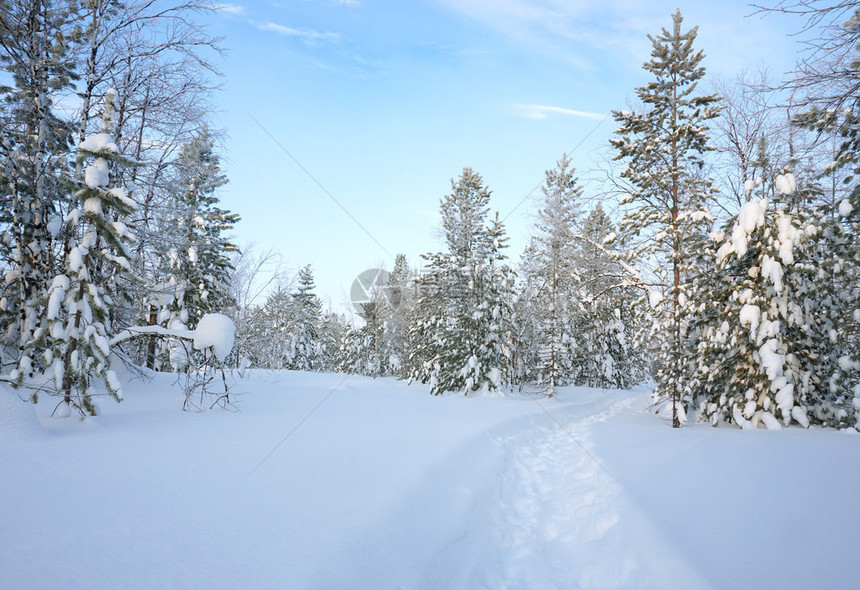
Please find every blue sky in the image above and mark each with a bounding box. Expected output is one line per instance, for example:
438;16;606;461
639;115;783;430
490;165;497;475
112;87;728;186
202;0;802;314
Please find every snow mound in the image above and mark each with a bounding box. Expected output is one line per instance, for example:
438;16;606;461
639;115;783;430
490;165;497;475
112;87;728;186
193;314;235;362
0;387;46;440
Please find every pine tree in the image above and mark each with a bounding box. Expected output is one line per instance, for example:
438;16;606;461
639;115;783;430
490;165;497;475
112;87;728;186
410;168;513;394
610;10;721;426
162;126;239;330
15;90;137;416
691;175;854;429
0;0;82;358
288;265;322;372
524;155;582;393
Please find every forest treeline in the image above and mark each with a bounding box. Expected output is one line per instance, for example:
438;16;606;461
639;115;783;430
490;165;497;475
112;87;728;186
3;1;860;429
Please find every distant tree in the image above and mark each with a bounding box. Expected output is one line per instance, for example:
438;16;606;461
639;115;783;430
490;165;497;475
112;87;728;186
288;265;322;372
523;154;582;394
571;205;646;389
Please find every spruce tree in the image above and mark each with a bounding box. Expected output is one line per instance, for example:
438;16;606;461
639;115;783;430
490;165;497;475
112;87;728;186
610;10;721;426
162;126;239;330
0;0;82;358
288;265;322;372
524;155;582;393
15;90;136;416
410;168;513;394
692;175;856;429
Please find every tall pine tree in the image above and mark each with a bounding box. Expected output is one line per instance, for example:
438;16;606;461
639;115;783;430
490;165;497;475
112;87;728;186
611;10;721;426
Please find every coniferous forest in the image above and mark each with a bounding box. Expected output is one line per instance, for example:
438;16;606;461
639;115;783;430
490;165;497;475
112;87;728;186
3;1;860;431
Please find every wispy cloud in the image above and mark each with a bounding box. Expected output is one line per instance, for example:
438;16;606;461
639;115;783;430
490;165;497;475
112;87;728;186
514;103;605;120
213;3;245;15
433;0;798;77
257;22;339;42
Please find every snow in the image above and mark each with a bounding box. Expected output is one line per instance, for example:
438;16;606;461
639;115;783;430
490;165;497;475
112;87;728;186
760;411;782;430
108;187;137;210
775;383;794;412
791;405;810;428
47;275;69;320
738;198;767;234
839;199;853;217
193;313;235;362
46;214;63;238
83;197;103;216
0;386;46;441
759;338;785;381
2;374;860;589
762;254;784;292
78;133;117;155
775;173;796;196
648;287;664;308
739;303;761;336
84;159;109;188
67;246;88;274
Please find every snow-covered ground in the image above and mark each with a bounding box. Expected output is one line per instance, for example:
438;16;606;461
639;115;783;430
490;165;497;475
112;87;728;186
2;371;859;589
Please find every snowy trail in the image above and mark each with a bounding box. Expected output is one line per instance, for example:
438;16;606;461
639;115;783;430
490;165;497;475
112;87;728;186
470;393;713;590
310;389;712;590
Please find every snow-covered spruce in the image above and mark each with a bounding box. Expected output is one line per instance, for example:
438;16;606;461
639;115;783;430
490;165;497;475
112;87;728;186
152;126;239;370
518;156;643;393
287;265;324;372
408;168;515;395
690;179;856;429
14;90;138;416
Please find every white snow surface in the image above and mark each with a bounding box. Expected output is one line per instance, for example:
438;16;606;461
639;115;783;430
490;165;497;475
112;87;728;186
2;374;860;589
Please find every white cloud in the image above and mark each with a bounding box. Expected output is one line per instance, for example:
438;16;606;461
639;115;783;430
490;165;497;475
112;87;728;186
431;0;799;75
213;3;245;14
257;22;339;42
514;103;605;120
